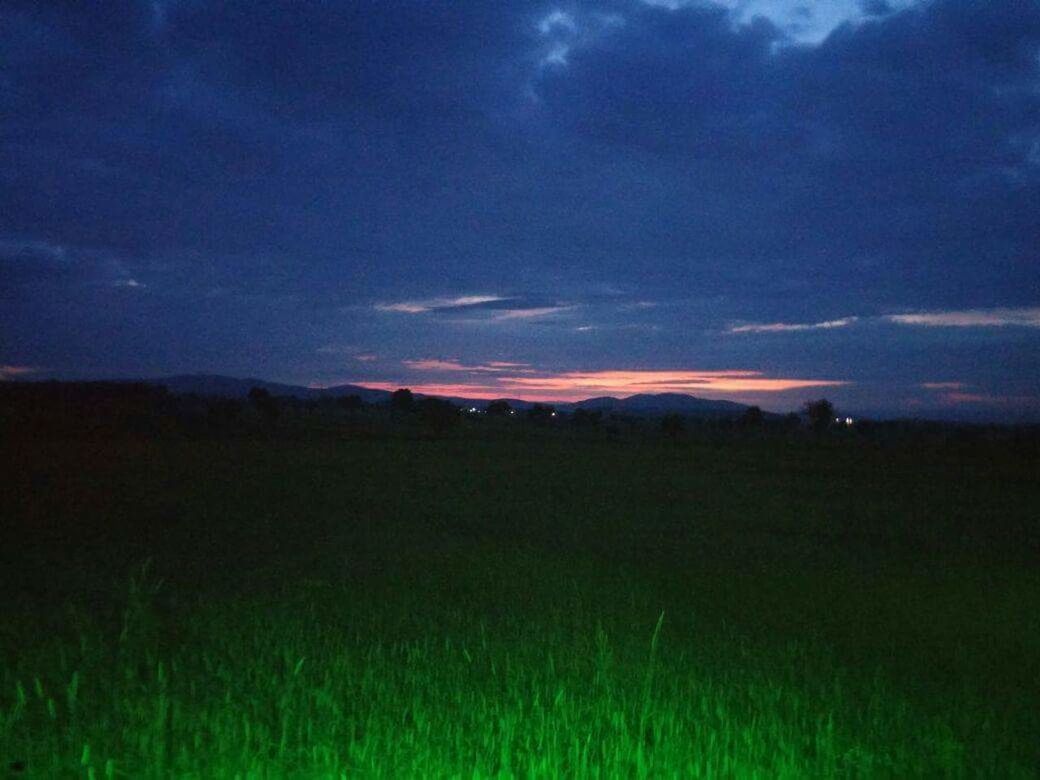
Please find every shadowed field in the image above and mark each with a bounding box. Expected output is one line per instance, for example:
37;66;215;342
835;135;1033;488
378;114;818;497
2;435;1038;776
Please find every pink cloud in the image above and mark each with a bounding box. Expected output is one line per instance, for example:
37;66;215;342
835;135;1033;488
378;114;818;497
943;392;992;404
359;382;519;400
497;369;847;396
404;359;471;371
356;368;847;402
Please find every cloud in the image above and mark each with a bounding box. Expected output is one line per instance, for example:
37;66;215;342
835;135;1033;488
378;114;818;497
403;359;534;373
574;322;660;334
3;0;1038;418
939;391;1038;407
375;295;575;322
728;308;1040;333
374;295;507;314
499;369;847;396
0;237;68;263
375;302;433;314
533;7;624;71
0;235;139;290
642;0;922;44
315;345;379;362
357;367;848;402
0;365;39;380
493;305;574;320
884;307;1040;328
728;317;858;333
530;0;1040;308
0;237;72;282
404;359;475;371
921;382;964;390
538;10;577;36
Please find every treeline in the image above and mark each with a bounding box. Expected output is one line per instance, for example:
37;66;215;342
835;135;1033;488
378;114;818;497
1;381;1037;452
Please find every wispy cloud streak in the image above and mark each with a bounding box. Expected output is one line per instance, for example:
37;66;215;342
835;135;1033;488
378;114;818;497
493;306;574;320
403;359;534;373
728;317;858;334
884;308;1040;328
374;295;507;314
940;392;1038;407
728;307;1040;333
373;295;574;322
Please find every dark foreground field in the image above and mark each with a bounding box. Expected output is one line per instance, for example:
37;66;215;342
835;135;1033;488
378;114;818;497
2;433;1038;777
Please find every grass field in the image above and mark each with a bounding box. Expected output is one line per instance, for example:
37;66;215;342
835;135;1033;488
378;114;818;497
2;433;1038;776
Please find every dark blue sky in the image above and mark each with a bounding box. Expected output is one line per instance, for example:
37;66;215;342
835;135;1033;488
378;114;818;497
2;0;1038;418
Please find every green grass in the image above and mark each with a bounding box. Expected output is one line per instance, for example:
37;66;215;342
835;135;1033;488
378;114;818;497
1;435;1038;776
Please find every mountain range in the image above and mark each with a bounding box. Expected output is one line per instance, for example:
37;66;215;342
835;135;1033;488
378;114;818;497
152;374;758;418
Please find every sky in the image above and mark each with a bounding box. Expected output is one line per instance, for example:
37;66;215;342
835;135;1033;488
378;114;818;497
1;0;1038;420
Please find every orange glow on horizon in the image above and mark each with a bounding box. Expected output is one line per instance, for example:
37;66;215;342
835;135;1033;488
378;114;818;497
354;369;848;403
0;365;39;380
360;382;539;400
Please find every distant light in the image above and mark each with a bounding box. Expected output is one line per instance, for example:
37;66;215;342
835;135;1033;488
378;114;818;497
551;411;557;417
845;417;854;426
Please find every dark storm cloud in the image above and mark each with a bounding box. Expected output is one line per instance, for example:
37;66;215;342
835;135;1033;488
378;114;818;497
0;236;138;292
0;238;71;282
530;0;1040;306
1;0;1038;417
0;1;534;256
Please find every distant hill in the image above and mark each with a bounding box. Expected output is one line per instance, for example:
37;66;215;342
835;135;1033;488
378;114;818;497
146;374;757;418
570;392;754;417
155;374;390;404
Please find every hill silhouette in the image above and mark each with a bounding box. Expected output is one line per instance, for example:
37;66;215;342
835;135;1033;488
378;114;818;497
145;374;758;418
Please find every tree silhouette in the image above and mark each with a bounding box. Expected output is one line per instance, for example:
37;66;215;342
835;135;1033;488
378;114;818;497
527;404;555;424
739;405;764;428
804;398;835;432
486;400;513;417
390;388;414;413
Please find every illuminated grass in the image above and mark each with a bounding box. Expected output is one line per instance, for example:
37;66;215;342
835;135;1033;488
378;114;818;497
1;437;1038;776
1;553;1025;777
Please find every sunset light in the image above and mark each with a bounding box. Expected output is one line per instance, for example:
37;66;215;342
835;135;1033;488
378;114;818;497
358;368;847;403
